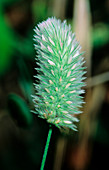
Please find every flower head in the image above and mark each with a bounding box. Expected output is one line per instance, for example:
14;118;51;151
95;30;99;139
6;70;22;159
32;17;86;131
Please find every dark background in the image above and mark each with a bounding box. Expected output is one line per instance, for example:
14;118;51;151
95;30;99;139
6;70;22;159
0;0;109;169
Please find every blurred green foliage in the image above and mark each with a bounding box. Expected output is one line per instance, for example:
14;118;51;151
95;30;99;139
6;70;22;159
32;0;49;23
8;93;33;127
92;23;109;48
17;57;34;101
0;14;14;76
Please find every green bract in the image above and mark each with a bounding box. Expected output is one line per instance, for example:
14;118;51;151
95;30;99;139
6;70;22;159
32;17;86;131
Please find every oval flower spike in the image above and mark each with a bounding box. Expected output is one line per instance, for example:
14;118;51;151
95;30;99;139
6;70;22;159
33;17;86;131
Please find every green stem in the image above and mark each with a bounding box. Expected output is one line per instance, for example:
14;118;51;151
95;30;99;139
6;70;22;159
40;126;52;170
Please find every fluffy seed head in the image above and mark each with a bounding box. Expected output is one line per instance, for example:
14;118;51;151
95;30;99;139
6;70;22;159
32;17;86;131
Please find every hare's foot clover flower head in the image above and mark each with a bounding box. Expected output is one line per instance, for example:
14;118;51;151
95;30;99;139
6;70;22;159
32;17;86;131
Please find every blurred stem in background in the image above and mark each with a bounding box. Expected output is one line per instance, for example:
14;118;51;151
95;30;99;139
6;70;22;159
71;0;92;169
73;0;92;77
52;0;67;20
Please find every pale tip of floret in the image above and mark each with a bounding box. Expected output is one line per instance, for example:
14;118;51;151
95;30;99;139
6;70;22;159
45;88;50;93
70;78;75;81
63;111;68;114
71;64;76;70
60;40;63;48
59;77;62;82
41;43;45;49
50;96;54;100
48;46;53;53
49;111;53;115
61;94;65;97
69;90;76;93
58;105;61;108
64;120;72;124
55;87;58;91
49;80;53;84
68;56;72;64
68;36;72;46
70;45;74;53
43;113;47;118
73;51;79;58
65;83;71;89
42;35;46;41
45;101;49;105
51;69;55;75
67;71;71;77
48;60;55;66
55;119;60;124
49;37;55;46
66;101;72;104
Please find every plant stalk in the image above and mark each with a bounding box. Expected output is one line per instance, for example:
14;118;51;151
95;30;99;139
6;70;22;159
40;126;52;170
